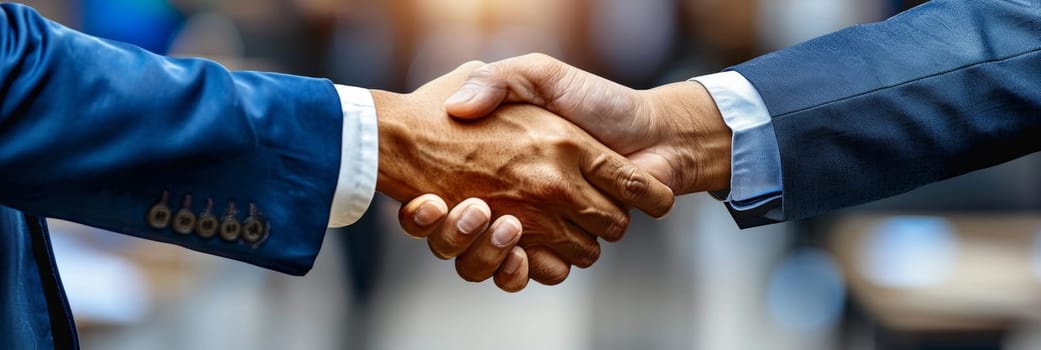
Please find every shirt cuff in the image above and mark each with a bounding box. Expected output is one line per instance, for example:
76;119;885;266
691;71;783;213
327;85;379;228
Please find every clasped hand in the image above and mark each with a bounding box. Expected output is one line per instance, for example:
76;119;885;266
378;57;732;292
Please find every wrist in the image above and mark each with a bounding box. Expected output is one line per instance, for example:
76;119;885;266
689;81;734;192
644;82;732;194
371;90;420;201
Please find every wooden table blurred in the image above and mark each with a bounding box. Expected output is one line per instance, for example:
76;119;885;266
828;214;1041;332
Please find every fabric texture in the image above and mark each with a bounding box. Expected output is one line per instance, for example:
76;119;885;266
328;85;378;228
0;4;346;347
692;72;783;220
727;0;1041;227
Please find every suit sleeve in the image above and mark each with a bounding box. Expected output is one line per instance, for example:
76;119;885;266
729;0;1041;225
0;4;344;275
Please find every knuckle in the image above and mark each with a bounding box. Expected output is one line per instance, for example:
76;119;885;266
524;52;553;63
603;216;630;242
574;244;601;269
539;269;570;286
429;248;453;260
401;227;425;239
531;172;571;202
520;53;566;86
495;275;527;293
456;261;491;283
588;153;611;173
472;62;502;80
621;167;649;203
498;284;524;293
458;60;487;73
528;123;575;147
428;239;459;260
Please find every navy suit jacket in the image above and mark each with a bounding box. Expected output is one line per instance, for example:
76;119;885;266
729;0;1041;227
0;4;343;348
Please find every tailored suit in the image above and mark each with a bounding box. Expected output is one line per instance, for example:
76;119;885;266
727;0;1041;227
0;4;348;348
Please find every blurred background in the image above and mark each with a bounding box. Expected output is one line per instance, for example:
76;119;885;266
27;0;1041;349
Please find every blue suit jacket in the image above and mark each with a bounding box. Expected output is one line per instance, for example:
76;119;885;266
0;4;343;348
729;0;1041;227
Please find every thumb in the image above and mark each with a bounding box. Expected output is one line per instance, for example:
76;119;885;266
444;53;568;119
444;77;508;120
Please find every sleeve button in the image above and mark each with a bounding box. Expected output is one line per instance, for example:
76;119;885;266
148;205;171;229
174;209;196;235
195;198;218;239
220;217;241;241
219;201;241;241
197;215;219;238
241;203;268;246
147;191;172;230
172;195;196;235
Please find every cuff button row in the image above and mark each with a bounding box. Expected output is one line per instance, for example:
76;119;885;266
148;191;269;247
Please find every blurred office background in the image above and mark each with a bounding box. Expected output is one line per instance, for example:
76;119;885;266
27;0;1041;349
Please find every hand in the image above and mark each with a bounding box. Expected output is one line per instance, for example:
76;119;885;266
398;54;733;289
375;62;675;290
444;53;732;195
398;194;531;292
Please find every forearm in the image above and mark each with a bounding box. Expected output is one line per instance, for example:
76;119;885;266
732;0;1041;220
0;4;344;274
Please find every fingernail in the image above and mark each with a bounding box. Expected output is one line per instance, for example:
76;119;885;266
446;84;479;106
491;220;521;248
502;251;522;275
455;206;485;234
413;203;444;226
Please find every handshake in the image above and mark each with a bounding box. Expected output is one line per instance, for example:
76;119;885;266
371;54;733;292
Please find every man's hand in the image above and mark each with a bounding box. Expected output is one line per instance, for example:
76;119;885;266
375;62;675;291
398;194;531;292
444;53;733;195
398;54;734;290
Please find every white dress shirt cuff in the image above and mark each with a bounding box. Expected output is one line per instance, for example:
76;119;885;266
692;71;783;212
327;85;379;228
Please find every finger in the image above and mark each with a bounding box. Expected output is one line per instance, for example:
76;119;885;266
444;53;570;119
494;247;530;293
526;246;571;286
416;60;488;93
565;184;632;243
397;194;449;239
455;216;523;282
583;149;675;218
427;198;491;259
444;53;638;139
628;150;680;196
553;220;603;268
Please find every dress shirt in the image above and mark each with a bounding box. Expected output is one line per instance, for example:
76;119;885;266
326;73;787;227
692;72;784;217
327;85;379;228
